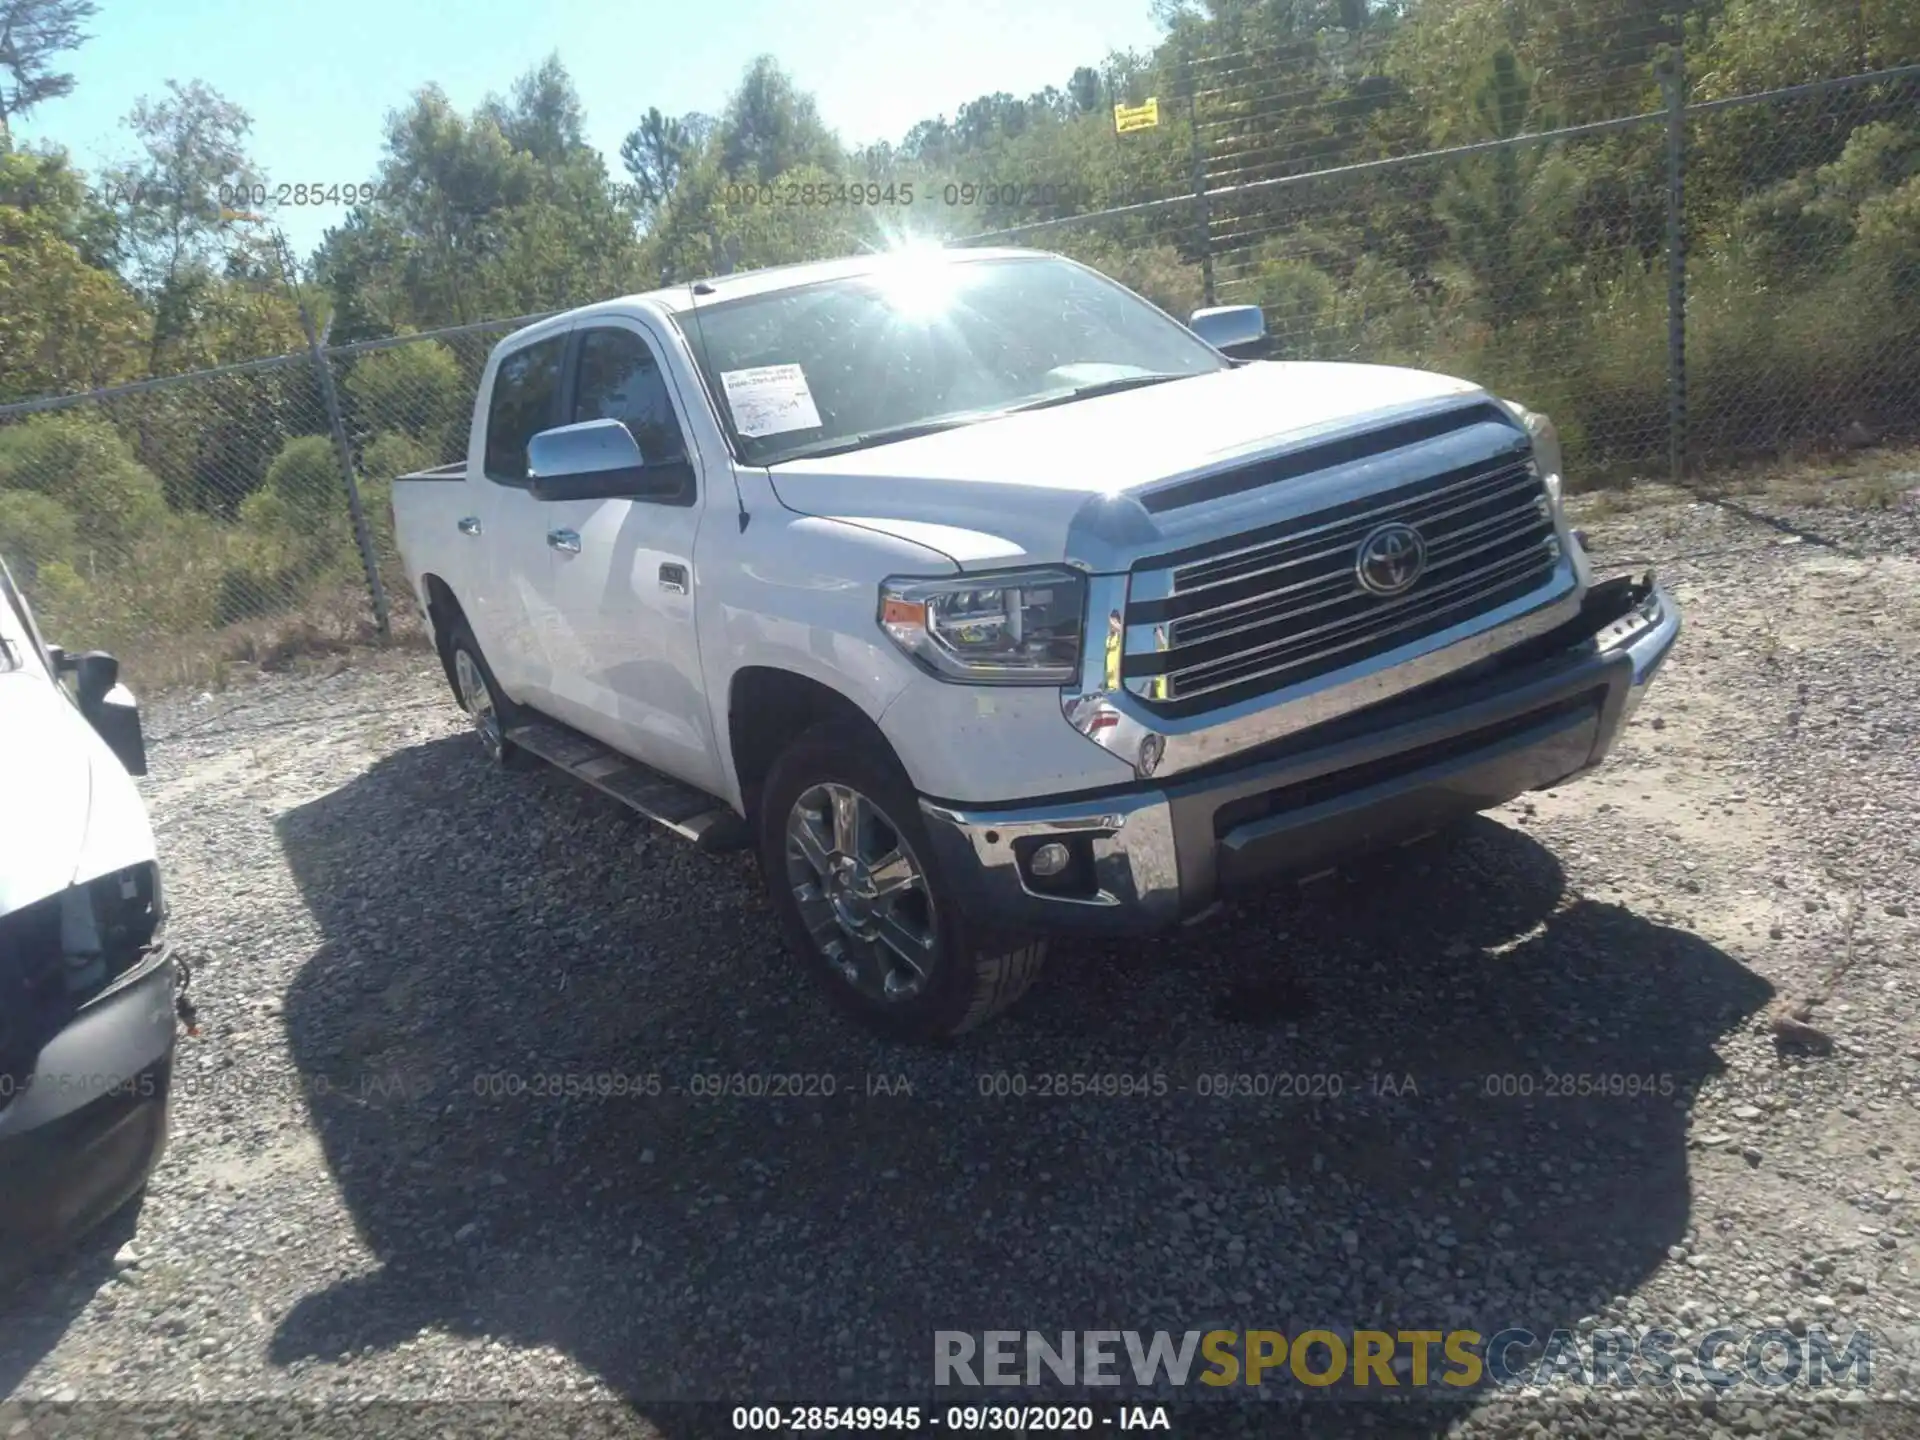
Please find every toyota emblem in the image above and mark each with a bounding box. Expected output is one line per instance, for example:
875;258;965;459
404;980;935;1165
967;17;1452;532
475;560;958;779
1354;523;1427;597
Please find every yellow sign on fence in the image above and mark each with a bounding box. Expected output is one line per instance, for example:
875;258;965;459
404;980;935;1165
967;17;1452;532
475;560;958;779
1114;97;1160;133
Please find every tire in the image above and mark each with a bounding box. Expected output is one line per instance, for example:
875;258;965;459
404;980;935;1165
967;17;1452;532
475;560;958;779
444;620;533;771
757;723;1046;1042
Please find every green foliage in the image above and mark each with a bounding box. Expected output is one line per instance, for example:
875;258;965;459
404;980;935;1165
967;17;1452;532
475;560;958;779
0;487;78;579
0;410;166;542
717;57;841;185
260;434;342;511
0;0;101;132
101;78;271;375
342;341;463;444
1734;121;1920;283
1693;0;1920;99
0;147;145;400
358;430;433;557
621;106;704;214
1433;49;1581;331
1047;231;1206;319
218;433;360;618
314;59;645;337
360;429;434;483
1852;174;1920;299
1244;253;1339;350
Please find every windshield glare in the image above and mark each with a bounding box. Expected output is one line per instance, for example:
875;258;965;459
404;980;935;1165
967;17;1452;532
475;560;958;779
679;255;1229;466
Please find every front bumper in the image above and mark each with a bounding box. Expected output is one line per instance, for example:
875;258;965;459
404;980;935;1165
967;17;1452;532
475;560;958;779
920;576;1679;935
0;946;177;1281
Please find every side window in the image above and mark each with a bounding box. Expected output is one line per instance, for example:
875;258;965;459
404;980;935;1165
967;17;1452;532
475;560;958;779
572;327;690;468
483;335;566;484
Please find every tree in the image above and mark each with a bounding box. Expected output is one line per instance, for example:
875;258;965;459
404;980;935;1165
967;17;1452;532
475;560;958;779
480;52;587;163
620;106;696;213
315;59;644;332
1434;48;1578;331
0;145;145;399
0;0;97;137
100;79;265;374
1068;66;1103;116
717;56;842;184
0;410;167;545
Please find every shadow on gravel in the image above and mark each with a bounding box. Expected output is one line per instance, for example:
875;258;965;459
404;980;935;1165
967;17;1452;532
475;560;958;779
271;734;1772;1436
0;1191;144;1396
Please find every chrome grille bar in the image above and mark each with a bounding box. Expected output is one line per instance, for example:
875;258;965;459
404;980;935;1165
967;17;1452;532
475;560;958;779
1125;454;1558;711
1170;459;1535;595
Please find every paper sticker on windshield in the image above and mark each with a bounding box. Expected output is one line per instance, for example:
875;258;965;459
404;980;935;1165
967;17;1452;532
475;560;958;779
720;364;823;438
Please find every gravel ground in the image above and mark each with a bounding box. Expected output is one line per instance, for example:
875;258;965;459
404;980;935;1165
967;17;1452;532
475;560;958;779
3;485;1919;1439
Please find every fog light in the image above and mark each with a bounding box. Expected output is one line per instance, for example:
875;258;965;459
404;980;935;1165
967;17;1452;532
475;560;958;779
1029;842;1071;879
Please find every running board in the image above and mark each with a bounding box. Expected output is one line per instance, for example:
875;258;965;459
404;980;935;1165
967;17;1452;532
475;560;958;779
506;719;750;851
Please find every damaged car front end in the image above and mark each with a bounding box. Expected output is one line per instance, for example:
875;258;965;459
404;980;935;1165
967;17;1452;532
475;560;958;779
0;557;178;1287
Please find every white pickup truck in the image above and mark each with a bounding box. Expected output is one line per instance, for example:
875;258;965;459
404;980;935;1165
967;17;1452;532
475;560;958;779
391;246;1679;1040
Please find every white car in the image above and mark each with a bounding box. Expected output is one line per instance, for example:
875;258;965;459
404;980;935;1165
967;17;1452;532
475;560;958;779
0;557;175;1280
391;246;1679;1041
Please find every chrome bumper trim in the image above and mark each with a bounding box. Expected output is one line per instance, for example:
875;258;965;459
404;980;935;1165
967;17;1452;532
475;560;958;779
1062;560;1584;783
929;578;1679;934
919;792;1182;927
1619;579;1682;718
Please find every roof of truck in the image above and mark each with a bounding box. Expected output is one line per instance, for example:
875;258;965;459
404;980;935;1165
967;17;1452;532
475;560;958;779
634;244;1048;313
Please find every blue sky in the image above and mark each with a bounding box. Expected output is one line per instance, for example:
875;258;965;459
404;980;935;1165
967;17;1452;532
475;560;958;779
15;0;1168;259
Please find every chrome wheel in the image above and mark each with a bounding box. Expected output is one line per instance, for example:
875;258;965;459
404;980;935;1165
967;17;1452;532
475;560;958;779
453;647;504;763
785;783;937;1003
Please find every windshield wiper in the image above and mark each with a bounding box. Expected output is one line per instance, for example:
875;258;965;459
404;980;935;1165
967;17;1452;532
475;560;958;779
1007;372;1192;414
768;416;989;464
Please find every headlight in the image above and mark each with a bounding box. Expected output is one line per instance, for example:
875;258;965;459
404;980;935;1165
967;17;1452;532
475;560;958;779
878;568;1085;684
58;861;163;996
1500;398;1563;507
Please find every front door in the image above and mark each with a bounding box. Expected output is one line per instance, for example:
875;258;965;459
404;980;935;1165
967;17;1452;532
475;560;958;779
468;329;570;709
535;319;721;794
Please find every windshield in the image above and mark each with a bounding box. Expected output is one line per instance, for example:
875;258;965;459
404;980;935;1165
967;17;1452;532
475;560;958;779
0;558;45;676
676;254;1229;466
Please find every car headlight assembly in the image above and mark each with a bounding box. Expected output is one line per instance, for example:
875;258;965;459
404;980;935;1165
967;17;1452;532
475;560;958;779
879;568;1086;684
58;861;164;996
1500;398;1564;507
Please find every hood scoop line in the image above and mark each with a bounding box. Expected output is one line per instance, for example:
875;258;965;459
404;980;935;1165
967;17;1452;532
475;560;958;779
1135;399;1513;515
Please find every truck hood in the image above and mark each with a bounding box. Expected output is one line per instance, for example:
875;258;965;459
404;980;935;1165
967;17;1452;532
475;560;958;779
0;671;156;919
766;360;1487;570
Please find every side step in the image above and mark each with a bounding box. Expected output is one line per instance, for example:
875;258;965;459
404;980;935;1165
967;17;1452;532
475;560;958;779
506;719;750;851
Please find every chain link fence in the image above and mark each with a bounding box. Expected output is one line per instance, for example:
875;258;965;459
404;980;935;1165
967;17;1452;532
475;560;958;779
963;60;1920;487
2;50;1915;691
0;316;546;690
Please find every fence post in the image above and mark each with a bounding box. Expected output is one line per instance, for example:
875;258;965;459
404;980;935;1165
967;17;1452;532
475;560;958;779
1188;88;1216;307
296;305;391;643
1659;51;1688;486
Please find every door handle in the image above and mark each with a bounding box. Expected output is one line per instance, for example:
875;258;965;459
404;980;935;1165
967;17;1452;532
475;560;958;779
457;516;482;536
659;563;689;594
547;528;581;555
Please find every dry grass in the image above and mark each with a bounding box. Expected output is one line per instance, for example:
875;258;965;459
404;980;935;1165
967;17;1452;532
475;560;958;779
1564;444;1920;521
120;578;431;698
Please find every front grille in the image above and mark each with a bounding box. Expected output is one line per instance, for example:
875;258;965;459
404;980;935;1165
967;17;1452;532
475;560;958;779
1124;454;1560;716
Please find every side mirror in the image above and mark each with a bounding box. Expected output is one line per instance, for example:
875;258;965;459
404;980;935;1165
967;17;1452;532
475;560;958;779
74;650;119;709
526;418;691;503
73;652;147;777
1189;304;1270;359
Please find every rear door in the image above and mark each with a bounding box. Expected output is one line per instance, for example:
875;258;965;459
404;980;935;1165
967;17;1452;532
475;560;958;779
534;318;721;793
467;331;568;708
